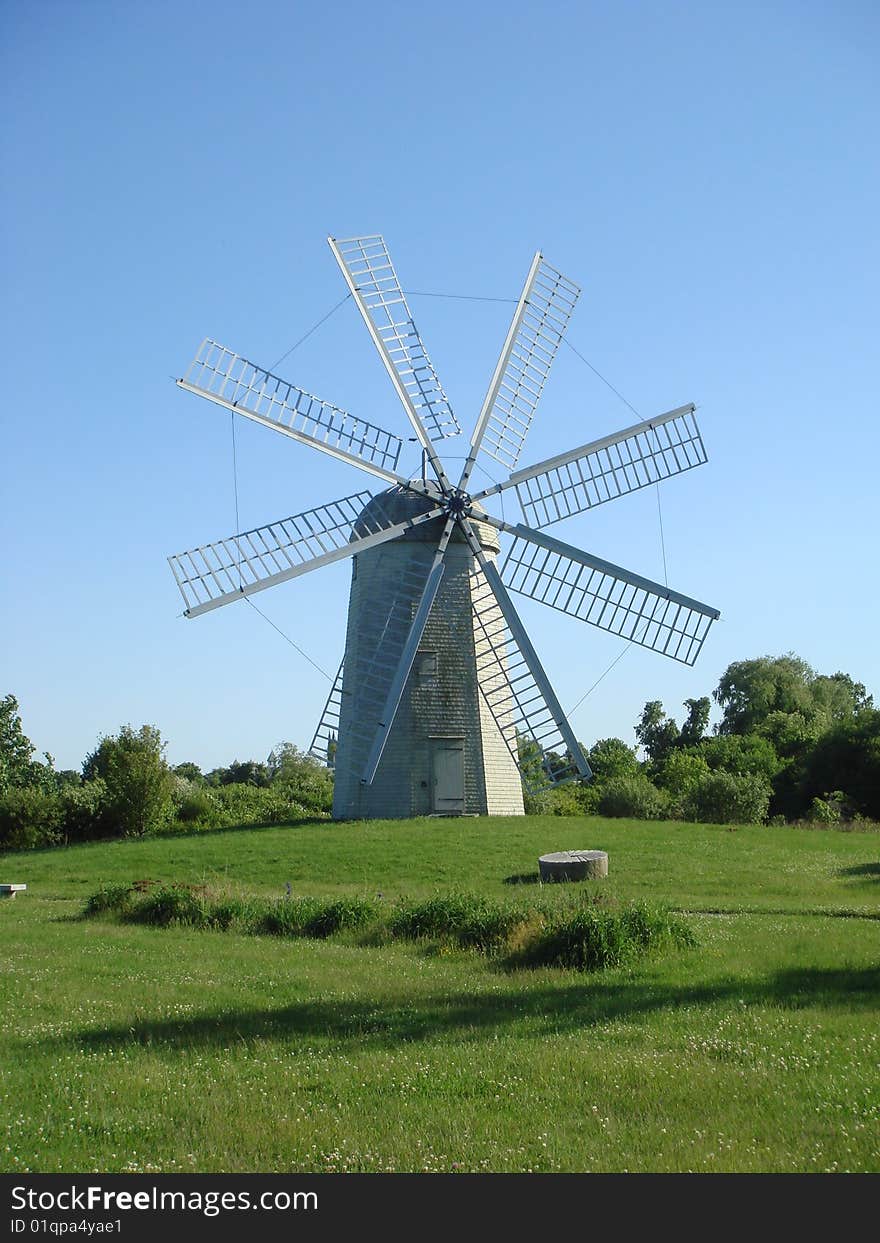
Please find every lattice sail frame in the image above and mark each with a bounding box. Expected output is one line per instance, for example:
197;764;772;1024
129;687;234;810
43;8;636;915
477;404;708;530
500;526;718;667
168;491;445;617
470;569;584;792
179;339;405;483
170;233;720;797
329;235;460;442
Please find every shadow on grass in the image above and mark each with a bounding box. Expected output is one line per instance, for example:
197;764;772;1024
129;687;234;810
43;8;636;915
838;863;880;881
54;965;880;1055
502;872;542;886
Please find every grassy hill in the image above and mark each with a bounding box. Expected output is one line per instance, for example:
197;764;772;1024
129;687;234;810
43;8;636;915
1;814;877;1172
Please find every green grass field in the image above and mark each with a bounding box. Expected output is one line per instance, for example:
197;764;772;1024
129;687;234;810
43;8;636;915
1;815;878;1173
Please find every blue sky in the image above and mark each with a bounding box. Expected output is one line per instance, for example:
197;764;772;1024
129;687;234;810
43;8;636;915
3;0;878;773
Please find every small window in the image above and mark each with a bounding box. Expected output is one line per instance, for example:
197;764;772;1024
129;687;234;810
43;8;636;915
351;555;358;581
417;651;438;686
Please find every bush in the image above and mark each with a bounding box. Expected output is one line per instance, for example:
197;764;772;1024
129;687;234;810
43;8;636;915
257;896;380;939
519;901;696;971
389;893;527;951
172;780;220;825
258;897;322;937
682;770;771;825
203;897;262;931
129;884;208;927
598;774;670;820
61;778;109;842
526;781;599;816
655;750;710;798
587;738;640;782
208;783;322;827
808;791;851;825
302;896;381;938
80;884;698;975
84;725;174;837
0;787;64;850
82;883;136;917
266;743;334;815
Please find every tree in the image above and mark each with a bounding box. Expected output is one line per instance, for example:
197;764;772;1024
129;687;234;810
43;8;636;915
810;673;874;724
679;697;711;747
635;701;679;764
697;733;780;783
756;710;823;759
221;760;269;787
714;655;817;736
83;724;173;837
0;694;35;794
682;771;772;825
173;762;203;784
656;749;710;799
266;742;333;815
800;710;880;820
586;737;639;783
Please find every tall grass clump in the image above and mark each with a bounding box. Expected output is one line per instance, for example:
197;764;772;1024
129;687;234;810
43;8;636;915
257;895;381;939
82;882;137;917
80;882;697;974
518;900;696;971
389;892;528;952
126;884;209;927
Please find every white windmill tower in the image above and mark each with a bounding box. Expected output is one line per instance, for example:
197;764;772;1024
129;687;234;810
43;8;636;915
168;236;719;819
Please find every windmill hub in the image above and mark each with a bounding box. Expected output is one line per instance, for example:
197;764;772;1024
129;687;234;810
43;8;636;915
170;232;720;820
445;490;471;520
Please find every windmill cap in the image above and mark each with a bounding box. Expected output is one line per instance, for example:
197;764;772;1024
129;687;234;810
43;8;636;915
352;485;500;552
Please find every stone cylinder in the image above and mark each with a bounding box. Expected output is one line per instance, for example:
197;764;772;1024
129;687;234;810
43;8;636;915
538;851;609;882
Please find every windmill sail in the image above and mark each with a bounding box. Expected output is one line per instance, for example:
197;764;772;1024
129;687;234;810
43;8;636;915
169;492;445;617
309;659;345;768
328;235;460;443
459;254;580;489
473;405;708;529
499;523;719;666
336;542;446;785
468;556;591;790
178;339;406;485
360;516;457;783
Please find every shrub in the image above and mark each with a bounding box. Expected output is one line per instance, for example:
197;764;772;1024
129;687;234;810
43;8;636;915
129;884;208;926
389;893;526;951
61;778;109;842
258;897;323;937
84;725;174;837
520;901;696;971
266;743;334;815
203;896;264;931
598;774;670;820
302;896;380;938
0;787;64;850
208;783;321;827
655;750;710;798
587;737;640;782
173;782;220;825
82;883;136;917
527;781;599;816
808;791;851;825
682;770;771;825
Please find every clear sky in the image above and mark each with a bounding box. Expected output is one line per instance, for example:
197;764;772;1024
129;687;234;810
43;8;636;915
3;0;878;773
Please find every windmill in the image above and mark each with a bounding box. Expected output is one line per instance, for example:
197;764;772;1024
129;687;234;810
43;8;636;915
168;236;719;819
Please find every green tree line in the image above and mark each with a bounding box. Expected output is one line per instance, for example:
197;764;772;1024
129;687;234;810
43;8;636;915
2;650;877;848
0;694;332;851
531;654;878;825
